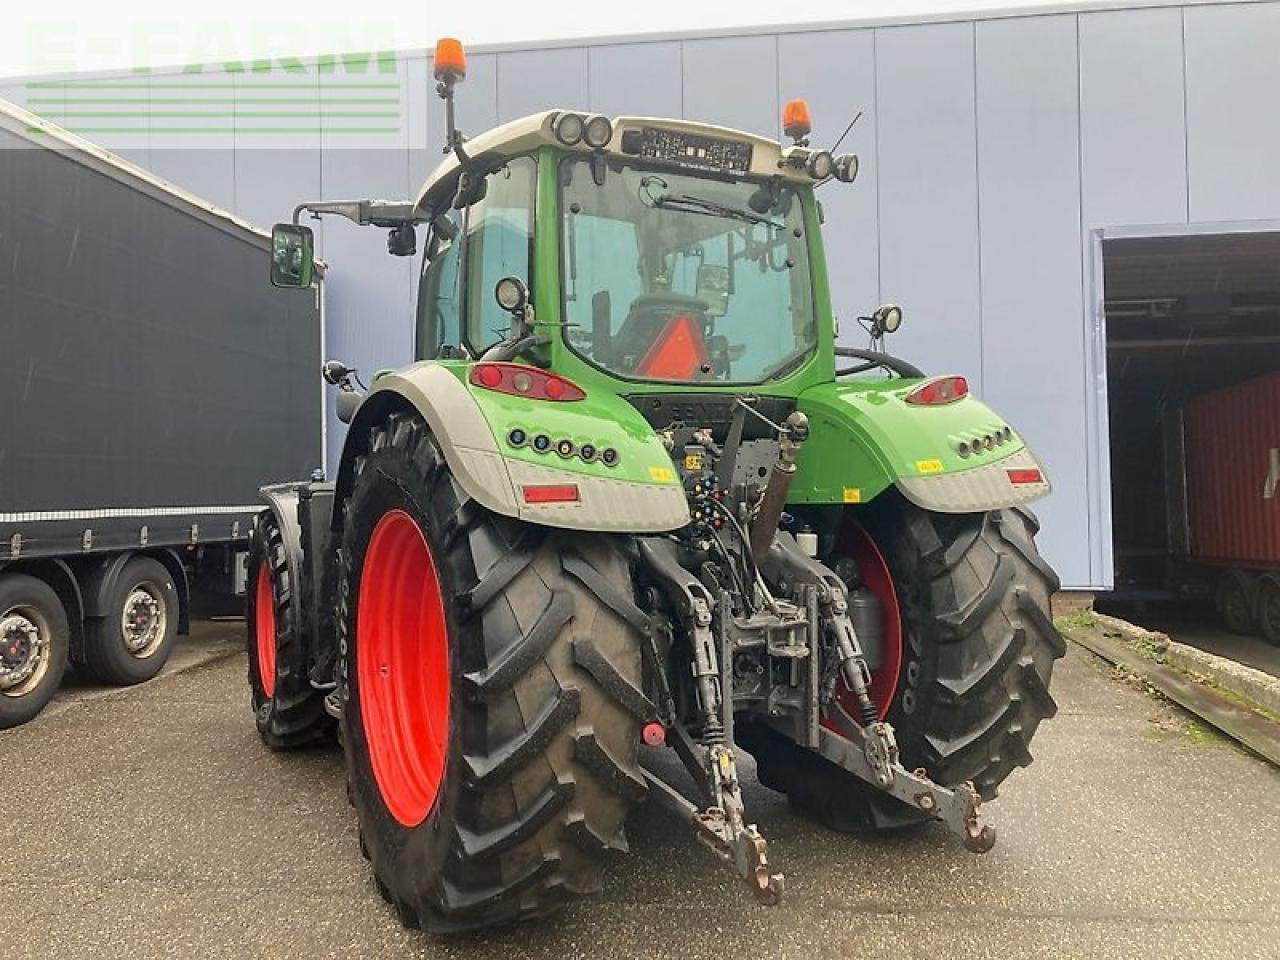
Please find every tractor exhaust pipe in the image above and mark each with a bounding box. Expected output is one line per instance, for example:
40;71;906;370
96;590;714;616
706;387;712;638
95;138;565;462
750;412;809;564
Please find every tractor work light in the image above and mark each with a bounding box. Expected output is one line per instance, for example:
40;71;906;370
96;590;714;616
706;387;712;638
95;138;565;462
553;112;586;146
494;276;529;313
469;362;586;402
782;98;812;143
806;150;836;180
904;376;969;406
835;153;859;183
433;38;467;81
583;114;613;149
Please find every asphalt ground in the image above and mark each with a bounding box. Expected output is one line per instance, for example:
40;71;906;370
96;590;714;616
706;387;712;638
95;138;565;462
3;620;1278;960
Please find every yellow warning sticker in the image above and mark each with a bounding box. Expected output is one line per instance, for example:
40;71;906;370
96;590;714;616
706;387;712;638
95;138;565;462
684;453;703;472
842;487;862;503
649;466;676;484
916;459;945;475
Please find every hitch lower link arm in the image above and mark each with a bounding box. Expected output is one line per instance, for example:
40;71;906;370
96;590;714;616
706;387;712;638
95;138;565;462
762;535;997;855
805;561;996;854
636;536;786;908
824;604;995;852
685;596;785;905
818;713;996;853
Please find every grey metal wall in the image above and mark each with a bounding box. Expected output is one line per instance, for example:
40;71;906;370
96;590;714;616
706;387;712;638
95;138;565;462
9;1;1280;588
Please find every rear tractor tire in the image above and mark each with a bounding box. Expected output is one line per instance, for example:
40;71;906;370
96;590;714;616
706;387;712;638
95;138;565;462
338;410;648;932
245;512;334;748
742;498;1065;832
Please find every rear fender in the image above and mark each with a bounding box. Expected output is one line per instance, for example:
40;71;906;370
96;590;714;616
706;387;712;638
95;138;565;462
791;377;1052;513
333;362;689;533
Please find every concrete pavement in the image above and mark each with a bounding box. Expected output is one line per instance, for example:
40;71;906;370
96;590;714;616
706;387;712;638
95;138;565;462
2;620;1277;960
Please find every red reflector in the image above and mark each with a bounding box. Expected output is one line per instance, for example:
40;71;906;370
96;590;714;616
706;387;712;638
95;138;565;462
1007;468;1043;485
641;722;666;748
905;375;969;406
522;484;580;504
636;313;709;381
469;362;586;401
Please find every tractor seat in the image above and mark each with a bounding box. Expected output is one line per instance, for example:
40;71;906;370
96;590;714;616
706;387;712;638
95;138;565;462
612;294;710;378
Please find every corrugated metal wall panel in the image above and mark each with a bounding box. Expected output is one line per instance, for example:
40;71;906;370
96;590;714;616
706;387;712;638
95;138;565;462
496;48;589;122
974;14;1089;586
1185;3;1280;223
1078;7;1189;229
587;42;684;118
775;29;879;334
680;35;778;137
1184;374;1280;567
874;22;983;394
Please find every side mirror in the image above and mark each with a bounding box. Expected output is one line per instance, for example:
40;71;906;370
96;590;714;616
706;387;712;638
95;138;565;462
270;223;315;288
870;303;903;337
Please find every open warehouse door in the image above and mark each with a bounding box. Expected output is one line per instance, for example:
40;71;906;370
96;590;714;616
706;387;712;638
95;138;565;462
1098;229;1280;654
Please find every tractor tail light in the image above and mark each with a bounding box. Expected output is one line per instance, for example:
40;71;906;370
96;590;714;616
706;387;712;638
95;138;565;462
904;376;969;406
469;363;586;402
522;484;580;504
1007;468;1044;485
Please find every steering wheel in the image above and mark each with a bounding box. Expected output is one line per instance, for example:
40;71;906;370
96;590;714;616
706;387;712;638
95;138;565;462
835;346;925;379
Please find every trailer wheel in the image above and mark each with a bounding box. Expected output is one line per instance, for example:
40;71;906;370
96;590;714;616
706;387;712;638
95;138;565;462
245;512;333;748
82;557;178;685
337;410;646;932
742;498;1064;831
1215;571;1258;636
0;574;70;729
1257;577;1280;647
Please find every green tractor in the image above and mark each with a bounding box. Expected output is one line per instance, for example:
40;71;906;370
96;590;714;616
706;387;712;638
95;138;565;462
251;38;1064;932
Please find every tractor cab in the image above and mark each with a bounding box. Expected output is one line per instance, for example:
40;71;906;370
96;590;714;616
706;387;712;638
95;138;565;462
407;108;851;395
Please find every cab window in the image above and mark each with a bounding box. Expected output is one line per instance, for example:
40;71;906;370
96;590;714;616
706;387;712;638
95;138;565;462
416;216;461;360
462;156;537;353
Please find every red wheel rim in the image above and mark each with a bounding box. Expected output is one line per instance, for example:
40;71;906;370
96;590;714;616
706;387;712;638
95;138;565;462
823;520;903;727
254;564;277;699
357;509;450;827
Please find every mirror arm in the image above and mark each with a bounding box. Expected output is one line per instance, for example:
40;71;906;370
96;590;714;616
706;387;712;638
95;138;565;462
292;199;424;229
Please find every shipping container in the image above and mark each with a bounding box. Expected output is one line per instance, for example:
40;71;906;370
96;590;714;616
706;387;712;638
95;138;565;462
1184;372;1280;568
1165;373;1280;642
0;99;325;727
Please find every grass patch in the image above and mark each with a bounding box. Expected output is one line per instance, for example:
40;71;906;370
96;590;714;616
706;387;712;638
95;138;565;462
1054;610;1097;631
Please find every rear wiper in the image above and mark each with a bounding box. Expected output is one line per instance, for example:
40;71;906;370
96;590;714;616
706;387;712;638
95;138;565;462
651;193;783;230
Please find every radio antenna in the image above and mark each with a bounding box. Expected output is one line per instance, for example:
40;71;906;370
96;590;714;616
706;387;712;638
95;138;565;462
829;110;864;154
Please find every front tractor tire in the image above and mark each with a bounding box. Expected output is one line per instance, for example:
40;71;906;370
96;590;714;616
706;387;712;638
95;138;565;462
743;497;1065;832
245;512;334;749
337;411;647;933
